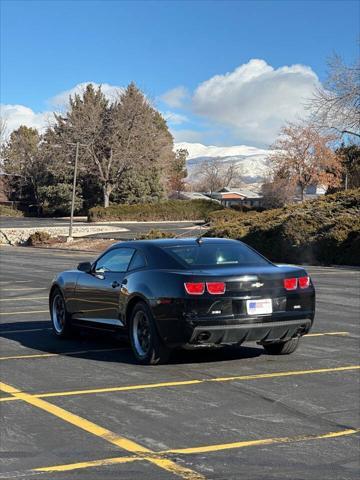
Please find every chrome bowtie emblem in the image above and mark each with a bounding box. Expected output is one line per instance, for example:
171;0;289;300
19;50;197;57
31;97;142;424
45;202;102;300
251;282;264;288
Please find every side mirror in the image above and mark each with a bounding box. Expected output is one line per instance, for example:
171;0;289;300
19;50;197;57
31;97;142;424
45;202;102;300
77;262;92;273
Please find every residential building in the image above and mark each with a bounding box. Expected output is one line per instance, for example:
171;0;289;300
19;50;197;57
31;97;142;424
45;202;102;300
211;187;263;208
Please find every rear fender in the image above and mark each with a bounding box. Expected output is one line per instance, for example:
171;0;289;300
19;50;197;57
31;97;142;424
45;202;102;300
124;292;152;328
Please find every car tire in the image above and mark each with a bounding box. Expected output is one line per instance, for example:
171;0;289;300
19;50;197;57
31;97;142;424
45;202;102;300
129;302;170;365
263;337;300;355
50;288;73;338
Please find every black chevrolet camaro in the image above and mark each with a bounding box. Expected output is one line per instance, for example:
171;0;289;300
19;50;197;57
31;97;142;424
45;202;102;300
49;238;315;364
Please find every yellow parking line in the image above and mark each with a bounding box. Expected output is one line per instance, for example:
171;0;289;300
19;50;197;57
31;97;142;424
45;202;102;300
31;428;360;473
0;352;59;360
1;287;48;291
0;347;124;361
162;428;360;455
0;380;204;480
0;280;32;284
34;456;140;472
0;296;48;302
0;365;358;403
0;310;48;315
1;327;51;334
206;365;360;383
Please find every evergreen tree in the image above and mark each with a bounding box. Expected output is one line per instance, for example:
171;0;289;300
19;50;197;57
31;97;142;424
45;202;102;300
49;84;113;207
2;126;45;213
336;144;360;189
110;83;175;203
47;82;175;207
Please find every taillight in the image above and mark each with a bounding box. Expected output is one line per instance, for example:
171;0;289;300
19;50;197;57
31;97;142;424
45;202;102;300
206;282;226;294
184;282;205;295
298;276;310;289
283;277;297;290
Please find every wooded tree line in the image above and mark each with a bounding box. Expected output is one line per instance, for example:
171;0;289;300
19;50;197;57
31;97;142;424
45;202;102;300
1;53;358;214
1;83;187;214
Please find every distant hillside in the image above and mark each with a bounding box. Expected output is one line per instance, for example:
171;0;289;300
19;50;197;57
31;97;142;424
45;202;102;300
174;142;271;185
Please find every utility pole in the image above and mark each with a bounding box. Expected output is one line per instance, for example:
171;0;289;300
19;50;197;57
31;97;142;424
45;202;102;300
67;142;80;242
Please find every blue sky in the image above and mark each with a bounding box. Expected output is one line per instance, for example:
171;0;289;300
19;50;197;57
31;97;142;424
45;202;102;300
1;0;359;146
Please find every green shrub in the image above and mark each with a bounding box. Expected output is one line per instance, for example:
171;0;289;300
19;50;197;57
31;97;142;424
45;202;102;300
0;205;23;217
136;229;176;240
205;205;264;223
88;199;223;222
38;184;83;216
206;208;246;224
314;214;360;265
207;189;360;266
27;231;52;246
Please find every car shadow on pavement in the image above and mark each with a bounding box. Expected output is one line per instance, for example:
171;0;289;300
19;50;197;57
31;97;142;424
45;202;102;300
0;320;264;365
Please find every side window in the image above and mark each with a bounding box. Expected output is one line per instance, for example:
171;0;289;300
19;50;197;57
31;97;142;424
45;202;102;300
96;248;135;273
128;251;147;271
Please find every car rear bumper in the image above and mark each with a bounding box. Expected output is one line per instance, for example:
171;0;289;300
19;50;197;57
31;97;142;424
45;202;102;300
187;318;312;346
154;307;314;347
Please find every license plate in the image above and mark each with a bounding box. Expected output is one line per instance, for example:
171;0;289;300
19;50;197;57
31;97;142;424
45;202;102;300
246;298;272;315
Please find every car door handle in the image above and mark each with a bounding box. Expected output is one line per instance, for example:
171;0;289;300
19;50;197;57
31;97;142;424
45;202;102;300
112;281;120;288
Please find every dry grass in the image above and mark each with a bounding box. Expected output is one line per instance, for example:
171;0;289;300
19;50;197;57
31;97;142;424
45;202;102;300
32;237;116;252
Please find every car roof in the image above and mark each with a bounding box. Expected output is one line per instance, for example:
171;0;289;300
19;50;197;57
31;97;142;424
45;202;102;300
101;237;249;270
112;237;240;249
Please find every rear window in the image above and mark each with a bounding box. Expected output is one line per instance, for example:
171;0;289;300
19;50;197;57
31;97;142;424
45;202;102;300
163;243;270;268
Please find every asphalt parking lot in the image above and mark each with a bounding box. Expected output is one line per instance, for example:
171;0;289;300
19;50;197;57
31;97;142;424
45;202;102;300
0;246;359;480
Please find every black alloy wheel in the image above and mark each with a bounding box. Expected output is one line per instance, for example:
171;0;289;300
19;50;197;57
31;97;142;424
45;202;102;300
50;288;73;338
129;302;170;365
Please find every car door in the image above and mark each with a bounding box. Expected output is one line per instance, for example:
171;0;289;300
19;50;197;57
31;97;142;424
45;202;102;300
72;247;135;326
118;249;148;315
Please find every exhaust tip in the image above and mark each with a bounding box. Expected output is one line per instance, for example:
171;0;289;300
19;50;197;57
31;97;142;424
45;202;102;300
197;331;211;342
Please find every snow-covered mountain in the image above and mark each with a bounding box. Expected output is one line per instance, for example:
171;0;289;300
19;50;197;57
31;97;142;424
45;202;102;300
174;142;271;185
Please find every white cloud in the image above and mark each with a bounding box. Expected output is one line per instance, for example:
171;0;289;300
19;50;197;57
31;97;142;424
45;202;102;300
160;86;189;108
1;82;125;137
162;111;188;125
171;129;207;143
0;104;54;135
1;64;322;148
50;82;124;108
192;59;321;145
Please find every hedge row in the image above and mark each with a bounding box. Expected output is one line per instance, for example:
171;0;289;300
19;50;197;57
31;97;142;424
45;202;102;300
207;189;360;266
88;199;223;222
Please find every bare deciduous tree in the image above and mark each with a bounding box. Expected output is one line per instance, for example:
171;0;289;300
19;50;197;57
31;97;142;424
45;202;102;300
167;148;188;197
195;158;242;194
269;122;343;201
261;175;296;209
310;54;360;138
